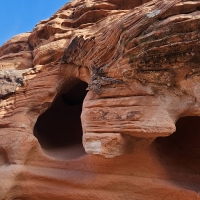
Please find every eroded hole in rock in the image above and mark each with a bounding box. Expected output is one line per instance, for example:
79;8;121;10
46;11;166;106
0;148;9;165
154;116;200;181
34;81;88;160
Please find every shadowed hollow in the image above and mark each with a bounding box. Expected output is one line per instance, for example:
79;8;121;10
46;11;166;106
34;81;88;160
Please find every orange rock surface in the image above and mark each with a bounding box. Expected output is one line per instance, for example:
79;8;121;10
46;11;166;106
1;0;200;199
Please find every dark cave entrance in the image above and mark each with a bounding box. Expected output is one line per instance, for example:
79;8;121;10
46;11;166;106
34;81;88;160
154;116;200;180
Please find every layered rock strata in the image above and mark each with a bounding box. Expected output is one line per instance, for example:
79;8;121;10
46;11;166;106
1;0;200;199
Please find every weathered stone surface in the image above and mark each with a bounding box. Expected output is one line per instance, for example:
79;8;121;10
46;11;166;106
1;0;200;199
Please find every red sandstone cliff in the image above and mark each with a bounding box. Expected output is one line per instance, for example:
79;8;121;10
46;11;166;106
0;0;200;199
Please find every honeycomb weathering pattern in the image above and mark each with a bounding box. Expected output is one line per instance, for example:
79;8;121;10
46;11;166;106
0;0;200;199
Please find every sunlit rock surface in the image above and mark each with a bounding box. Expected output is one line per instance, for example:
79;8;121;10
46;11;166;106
1;0;200;199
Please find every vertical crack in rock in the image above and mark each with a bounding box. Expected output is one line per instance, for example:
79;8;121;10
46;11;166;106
88;66;124;94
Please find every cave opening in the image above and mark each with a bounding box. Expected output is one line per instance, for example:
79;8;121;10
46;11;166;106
34;81;88;160
154;116;200;181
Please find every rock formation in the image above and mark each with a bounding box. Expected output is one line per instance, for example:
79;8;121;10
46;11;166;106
1;0;200;199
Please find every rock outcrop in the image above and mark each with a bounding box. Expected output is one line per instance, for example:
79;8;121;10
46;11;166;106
1;0;200;199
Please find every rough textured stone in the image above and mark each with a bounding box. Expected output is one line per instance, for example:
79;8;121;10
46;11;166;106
1;0;200;199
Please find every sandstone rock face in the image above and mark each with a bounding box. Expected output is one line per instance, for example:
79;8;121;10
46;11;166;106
1;0;200;199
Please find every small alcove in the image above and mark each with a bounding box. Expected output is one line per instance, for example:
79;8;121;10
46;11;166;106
34;81;88;160
154;116;200;181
